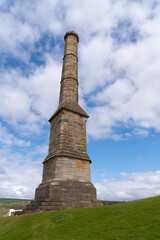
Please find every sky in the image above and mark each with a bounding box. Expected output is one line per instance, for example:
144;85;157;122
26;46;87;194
0;0;160;201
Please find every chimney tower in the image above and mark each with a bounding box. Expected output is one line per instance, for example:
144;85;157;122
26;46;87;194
24;31;101;212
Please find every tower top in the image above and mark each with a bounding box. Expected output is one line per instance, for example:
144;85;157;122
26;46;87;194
64;31;79;42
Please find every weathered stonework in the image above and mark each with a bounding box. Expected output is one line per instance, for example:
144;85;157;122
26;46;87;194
24;31;102;213
42;157;90;182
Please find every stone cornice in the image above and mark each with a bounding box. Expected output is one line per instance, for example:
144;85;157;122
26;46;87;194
43;151;91;163
49;102;89;122
64;31;79;42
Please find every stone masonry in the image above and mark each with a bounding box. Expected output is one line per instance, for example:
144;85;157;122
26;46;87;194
24;31;102;213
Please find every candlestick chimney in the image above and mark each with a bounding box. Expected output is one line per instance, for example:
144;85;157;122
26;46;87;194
24;31;102;212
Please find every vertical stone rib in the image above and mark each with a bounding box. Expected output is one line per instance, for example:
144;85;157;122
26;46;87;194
59;31;79;105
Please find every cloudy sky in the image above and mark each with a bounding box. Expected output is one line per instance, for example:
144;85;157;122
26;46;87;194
0;0;160;201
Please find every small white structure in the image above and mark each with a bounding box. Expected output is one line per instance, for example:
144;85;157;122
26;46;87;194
8;209;23;216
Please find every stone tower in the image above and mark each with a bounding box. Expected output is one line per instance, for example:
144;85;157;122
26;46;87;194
24;31;101;212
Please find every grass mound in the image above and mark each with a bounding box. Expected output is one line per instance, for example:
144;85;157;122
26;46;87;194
0;196;160;240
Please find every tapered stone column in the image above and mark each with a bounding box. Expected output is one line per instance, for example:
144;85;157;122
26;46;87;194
59;31;79;104
24;31;102;213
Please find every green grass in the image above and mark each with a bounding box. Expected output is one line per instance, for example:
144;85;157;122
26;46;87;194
0;196;160;240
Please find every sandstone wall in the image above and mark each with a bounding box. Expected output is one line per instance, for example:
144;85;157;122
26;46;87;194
49;109;87;156
42;157;90;182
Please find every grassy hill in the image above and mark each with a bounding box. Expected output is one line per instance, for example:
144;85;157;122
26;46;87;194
0;196;160;240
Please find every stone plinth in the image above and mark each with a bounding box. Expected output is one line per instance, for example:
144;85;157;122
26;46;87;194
25;180;100;212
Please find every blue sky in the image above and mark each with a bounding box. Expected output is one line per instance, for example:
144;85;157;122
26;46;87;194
0;0;160;201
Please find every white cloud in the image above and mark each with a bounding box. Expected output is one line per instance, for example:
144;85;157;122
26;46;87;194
23;56;61;118
0;145;47;198
0;84;31;122
0;123;30;147
82;15;160;138
79;36;113;94
95;170;160;201
91;78;136;105
134;128;149;137
0;57;61;134
0;12;39;58
0;0;64;56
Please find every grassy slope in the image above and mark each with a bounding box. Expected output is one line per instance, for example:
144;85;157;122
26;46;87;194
0;196;160;240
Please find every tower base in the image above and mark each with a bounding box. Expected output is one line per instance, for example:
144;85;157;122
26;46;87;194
23;180;102;213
